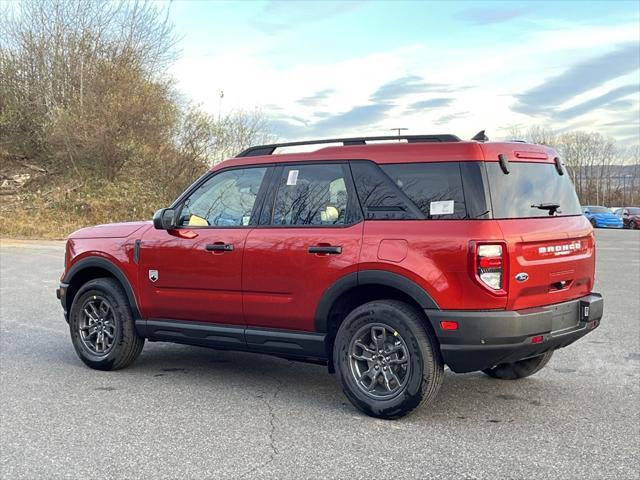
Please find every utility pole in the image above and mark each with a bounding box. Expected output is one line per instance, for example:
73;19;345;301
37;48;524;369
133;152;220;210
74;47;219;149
218;90;224;122
623;174;632;205
390;127;408;140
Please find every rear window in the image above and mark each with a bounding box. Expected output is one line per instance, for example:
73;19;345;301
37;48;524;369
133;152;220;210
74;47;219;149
486;162;582;218
628;208;640;215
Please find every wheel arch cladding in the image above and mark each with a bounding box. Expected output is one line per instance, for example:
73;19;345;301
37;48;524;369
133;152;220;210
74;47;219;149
64;257;141;319
315;270;440;371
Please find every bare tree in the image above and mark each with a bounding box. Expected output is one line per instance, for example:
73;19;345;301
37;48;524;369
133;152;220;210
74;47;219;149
502;125;638;206
0;0;178;160
213;109;276;162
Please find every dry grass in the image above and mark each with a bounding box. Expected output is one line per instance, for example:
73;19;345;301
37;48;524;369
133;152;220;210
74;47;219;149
0;175;170;240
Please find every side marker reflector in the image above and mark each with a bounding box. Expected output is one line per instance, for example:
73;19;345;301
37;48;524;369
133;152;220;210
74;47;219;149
531;335;544;344
440;321;459;331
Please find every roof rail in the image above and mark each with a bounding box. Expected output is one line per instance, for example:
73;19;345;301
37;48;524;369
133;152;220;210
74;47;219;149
235;134;462;157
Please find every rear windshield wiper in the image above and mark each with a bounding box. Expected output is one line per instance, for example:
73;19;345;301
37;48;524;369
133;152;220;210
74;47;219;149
531;203;561;215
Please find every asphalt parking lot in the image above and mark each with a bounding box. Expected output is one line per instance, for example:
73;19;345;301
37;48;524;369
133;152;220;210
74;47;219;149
1;229;639;480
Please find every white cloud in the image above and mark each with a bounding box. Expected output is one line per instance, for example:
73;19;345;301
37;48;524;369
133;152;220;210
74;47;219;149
170;19;640;143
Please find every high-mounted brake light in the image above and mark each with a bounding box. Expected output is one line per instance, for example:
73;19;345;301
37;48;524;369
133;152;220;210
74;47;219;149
471;242;507;295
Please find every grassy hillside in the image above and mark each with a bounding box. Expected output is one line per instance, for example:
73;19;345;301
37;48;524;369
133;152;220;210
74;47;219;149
0;153;177;239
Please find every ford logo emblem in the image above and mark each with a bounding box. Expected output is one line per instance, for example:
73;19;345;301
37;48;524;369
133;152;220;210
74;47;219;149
515;272;529;282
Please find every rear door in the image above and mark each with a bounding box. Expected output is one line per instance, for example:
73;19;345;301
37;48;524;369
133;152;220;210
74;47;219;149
139;166;270;324
242;162;363;332
484;160;595;310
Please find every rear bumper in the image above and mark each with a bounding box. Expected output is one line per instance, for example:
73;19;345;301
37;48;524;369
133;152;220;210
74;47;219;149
426;293;603;373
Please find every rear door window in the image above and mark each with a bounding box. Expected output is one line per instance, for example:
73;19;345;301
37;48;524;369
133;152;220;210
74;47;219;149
270;163;354;226
486;162;582;218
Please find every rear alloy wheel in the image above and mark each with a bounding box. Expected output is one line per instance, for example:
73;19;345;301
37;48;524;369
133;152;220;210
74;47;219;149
348;323;411;399
482;351;553;380
630;220;637;230
69;277;144;371
590;218;597;227
334;300;444;419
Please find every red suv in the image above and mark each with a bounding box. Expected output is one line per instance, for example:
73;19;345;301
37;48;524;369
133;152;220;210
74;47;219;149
57;134;603;419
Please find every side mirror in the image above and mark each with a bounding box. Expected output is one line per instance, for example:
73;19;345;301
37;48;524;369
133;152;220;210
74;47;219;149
153;208;176;230
584;210;590;215
623;212;629;217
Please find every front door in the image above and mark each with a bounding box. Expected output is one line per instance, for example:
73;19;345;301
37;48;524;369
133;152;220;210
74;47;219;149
139;166;269;325
243;162;363;332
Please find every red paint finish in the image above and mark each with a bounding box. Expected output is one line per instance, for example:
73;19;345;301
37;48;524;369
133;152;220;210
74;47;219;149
497;216;595;310
377;239;408;263
64;223;152;309
359;220;508;310
206;140;558;174
242;224;363;331
137;227;249;324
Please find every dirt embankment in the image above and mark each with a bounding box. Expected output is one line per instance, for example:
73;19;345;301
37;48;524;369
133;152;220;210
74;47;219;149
0;153;162;239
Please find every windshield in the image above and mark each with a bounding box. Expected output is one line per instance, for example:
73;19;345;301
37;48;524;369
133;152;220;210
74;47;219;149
585;206;609;214
486;162;582;218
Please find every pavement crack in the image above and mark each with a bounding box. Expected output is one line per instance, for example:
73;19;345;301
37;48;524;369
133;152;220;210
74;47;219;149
239;365;291;479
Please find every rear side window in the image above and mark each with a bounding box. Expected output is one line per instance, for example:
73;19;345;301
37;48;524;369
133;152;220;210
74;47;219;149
486;162;582;218
381;163;467;219
350;161;423;220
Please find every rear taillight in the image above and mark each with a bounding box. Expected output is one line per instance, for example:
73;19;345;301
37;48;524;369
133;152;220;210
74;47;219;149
470;242;508;295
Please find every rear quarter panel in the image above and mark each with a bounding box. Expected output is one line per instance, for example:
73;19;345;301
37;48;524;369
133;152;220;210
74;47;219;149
359;220;508;310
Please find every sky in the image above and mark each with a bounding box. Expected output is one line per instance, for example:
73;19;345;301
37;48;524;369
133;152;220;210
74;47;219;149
166;0;640;145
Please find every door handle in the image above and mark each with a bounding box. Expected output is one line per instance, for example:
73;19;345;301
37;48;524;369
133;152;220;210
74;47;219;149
205;243;234;252
308;245;342;255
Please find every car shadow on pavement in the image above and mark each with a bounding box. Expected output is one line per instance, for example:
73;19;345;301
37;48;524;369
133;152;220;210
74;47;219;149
111;341;566;422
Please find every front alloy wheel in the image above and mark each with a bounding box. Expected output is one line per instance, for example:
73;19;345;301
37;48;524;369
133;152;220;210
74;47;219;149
78;295;117;355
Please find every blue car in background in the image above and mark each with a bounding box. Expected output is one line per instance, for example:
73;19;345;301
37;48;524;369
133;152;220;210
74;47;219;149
582;205;624;228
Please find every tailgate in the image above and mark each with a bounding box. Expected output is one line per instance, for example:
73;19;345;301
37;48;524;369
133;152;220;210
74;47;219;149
498;216;595;310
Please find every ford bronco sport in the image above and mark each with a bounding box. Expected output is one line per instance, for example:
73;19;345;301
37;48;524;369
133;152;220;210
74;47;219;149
57;133;604;419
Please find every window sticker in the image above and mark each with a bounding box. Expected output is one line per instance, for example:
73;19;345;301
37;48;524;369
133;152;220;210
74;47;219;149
286;169;299;186
430;200;454;215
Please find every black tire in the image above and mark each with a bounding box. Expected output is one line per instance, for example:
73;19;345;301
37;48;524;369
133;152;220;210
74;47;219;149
69;277;144;371
482;351;553;380
589;218;597;228
630;220;637;230
333;300;444;419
